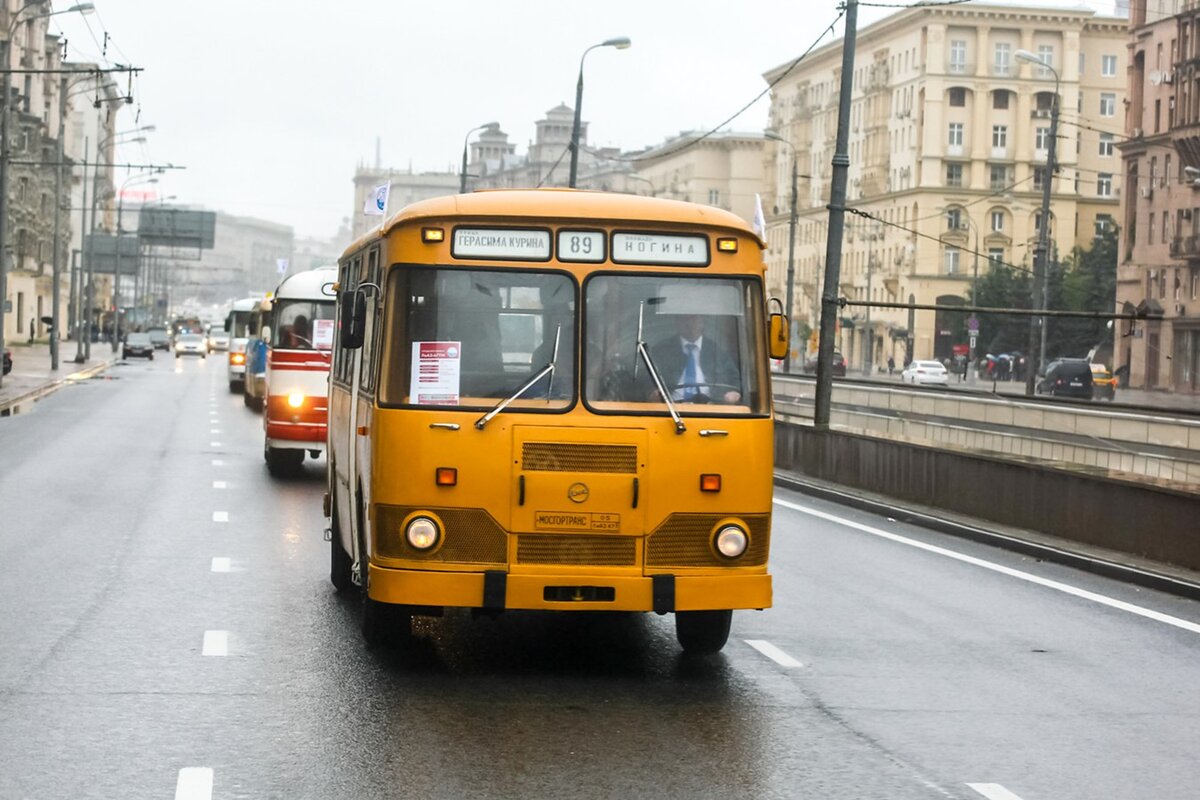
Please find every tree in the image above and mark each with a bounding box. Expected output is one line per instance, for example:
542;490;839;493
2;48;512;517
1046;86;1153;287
1045;227;1117;359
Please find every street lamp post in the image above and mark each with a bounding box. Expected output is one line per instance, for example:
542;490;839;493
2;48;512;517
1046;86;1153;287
111;173;159;350
568;36;630;189
1015;48;1060;396
0;1;94;387
460;122;499;194
764;130;799;372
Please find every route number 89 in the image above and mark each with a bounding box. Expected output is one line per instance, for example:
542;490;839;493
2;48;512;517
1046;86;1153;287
558;230;604;263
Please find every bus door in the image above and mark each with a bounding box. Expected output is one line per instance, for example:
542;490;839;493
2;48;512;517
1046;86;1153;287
510;426;647;547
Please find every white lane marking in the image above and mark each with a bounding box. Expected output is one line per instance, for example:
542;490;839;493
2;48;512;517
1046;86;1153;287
212;511;228;523
967;784;1025;800
209;441;221;448
774;498;1200;636
174;767;213;800
209;428;220;434
201;630;228;656
745;639;804;668
211;557;231;573
212;481;227;489
211;459;223;466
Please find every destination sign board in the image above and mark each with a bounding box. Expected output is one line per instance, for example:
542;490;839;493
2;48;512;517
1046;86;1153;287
452;228;551;261
612;233;709;266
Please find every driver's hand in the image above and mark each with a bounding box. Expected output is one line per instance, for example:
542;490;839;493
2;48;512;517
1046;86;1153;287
723;390;741;403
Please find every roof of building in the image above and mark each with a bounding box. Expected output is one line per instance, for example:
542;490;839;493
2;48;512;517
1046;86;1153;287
343;188;762;255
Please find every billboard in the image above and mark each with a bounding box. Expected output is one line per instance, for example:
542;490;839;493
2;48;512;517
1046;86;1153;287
85;233;140;275
137;208;216;249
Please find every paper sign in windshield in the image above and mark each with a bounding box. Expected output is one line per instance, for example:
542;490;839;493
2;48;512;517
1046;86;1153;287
410;341;461;404
312;319;335;350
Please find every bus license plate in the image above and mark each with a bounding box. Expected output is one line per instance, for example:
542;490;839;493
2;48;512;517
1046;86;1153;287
534;511;621;532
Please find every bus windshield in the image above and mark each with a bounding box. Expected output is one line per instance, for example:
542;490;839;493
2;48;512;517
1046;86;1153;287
272;300;336;350
384;267;576;409
583;274;767;415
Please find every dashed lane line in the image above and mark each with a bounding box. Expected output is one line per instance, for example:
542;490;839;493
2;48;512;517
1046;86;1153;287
967;784;1025;800
212;481;227;489
773;498;1200;636
211;459;223;467
211;557;231;573
744;639;804;667
174;768;213;800
201;631;228;657
209;441;222;448
212;511;228;523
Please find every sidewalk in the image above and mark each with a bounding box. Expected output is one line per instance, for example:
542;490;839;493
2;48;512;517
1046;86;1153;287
0;338;118;414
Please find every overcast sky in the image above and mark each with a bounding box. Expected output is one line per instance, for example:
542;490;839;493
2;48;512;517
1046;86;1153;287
51;0;1124;242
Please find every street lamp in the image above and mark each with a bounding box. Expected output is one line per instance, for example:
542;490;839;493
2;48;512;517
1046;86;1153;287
568;36;630;189
0;1;95;387
109;172;159;351
1015;47;1060;395
460;121;499;193
764;130;799;372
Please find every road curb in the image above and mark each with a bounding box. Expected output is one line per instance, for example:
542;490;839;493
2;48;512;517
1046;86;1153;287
774;470;1200;602
0;356;117;416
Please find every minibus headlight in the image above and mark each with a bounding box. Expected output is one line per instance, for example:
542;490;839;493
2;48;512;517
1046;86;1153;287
405;517;440;551
714;525;748;559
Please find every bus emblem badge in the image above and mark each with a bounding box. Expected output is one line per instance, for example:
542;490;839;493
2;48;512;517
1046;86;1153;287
567;482;590;504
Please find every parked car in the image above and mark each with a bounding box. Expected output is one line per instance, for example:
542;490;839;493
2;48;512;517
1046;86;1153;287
147;328;171;351
1090;363;1116;401
1036;358;1094;399
174;333;208;358
122;332;155;360
802;351;847;377
207;330;230;352
901;360;949;385
2;348;11;375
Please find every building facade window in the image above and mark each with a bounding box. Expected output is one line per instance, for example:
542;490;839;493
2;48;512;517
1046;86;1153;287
1034;166;1047;191
947;207;963;230
944;246;961;274
1099;133;1114;156
1100;92;1116;117
994;43;1011;76
708;189;720;205
949;40;967;73
991;210;1004;232
993;90;1009;110
949;87;966;106
1037;45;1054;77
1095;214;1113;237
1102;55;1117;77
948;123;964;147
992;125;1008;147
988;247;1005;266
946;163;964;187
1097;173;1113;197
990;164;1009;189
1035;127;1051;150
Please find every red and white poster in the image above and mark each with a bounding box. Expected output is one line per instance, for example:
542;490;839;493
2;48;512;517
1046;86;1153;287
410;341;461;404
312;319;335;350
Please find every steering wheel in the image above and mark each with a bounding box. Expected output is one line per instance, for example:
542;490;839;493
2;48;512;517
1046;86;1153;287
668;382;742;403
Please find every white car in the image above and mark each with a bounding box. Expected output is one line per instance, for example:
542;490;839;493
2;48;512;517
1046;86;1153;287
207;330;230;352
902;359;948;385
174;333;208;358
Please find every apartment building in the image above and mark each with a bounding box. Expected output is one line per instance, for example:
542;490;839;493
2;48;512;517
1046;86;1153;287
763;3;1127;370
1117;0;1200;393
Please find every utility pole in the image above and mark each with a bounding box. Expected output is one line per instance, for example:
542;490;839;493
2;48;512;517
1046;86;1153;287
50;72;67;371
814;0;858;428
0;38;11;389
784;154;798;373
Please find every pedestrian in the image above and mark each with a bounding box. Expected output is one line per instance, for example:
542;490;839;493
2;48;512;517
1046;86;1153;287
887;355;895;375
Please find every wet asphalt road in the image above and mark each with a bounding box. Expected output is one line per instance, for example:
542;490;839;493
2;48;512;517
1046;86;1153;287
1;354;1199;800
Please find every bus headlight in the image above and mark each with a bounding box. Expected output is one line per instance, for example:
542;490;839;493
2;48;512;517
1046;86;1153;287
287;392;305;408
405;516;440;551
714;525;748;559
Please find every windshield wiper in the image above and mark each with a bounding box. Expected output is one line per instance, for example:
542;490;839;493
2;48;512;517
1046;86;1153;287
475;324;560;430
635;302;686;434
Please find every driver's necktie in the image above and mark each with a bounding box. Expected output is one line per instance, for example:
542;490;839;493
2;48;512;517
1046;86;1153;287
683;343;699;399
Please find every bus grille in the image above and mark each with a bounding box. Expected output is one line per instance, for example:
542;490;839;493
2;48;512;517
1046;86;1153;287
374;505;507;564
517;534;637;566
646;513;771;568
522;442;637;474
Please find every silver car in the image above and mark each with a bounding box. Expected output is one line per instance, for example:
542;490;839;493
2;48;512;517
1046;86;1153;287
174;333;208;358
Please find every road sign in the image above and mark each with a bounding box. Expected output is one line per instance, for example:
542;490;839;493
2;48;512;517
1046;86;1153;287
137;208;216;249
277;258;289;275
967;314;980;332
969;333;978;349
85;233;140;274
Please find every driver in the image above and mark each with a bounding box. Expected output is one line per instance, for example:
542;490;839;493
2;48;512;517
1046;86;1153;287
648;314;741;403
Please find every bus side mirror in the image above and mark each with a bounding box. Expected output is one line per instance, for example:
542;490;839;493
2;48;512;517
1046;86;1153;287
340;291;366;349
768;313;789;360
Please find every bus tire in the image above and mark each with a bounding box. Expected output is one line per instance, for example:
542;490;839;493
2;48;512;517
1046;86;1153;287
243;390;252;408
362;597;412;648
675;609;732;654
330;508;353;593
265;445;303;476
229;379;243;393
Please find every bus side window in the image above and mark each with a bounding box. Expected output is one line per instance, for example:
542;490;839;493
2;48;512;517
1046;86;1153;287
360;248;380;392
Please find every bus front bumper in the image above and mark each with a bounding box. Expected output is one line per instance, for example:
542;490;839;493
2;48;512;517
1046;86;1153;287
367;564;771;612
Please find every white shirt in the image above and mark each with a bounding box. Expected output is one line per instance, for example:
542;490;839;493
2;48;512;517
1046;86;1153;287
674;335;708;400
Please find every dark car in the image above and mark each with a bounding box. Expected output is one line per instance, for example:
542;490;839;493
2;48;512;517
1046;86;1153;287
147;328;171;351
2;348;11;375
122;332;155;360
1036;358;1094;399
802;351;846;377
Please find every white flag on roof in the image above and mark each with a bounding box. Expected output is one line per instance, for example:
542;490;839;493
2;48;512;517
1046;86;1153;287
363;182;390;216
752;193;767;239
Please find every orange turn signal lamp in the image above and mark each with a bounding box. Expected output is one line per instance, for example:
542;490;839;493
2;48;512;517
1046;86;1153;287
229;352;245;365
700;473;722;492
422;227;445;243
436;467;458;486
716;237;738;253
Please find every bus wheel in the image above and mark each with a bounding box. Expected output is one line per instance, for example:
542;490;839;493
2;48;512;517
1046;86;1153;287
362;597;412;648
229;379;243;394
242;390;252;408
675;610;732;654
330;508;353;593
265;445;303;476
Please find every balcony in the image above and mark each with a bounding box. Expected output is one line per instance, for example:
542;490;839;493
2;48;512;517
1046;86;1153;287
1169;235;1200;258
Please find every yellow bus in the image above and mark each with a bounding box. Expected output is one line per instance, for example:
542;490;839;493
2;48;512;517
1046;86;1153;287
327;189;787;653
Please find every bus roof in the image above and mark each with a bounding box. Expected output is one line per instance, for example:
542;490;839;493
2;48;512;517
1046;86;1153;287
229;297;261;312
342;188;763;258
273;265;338;301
